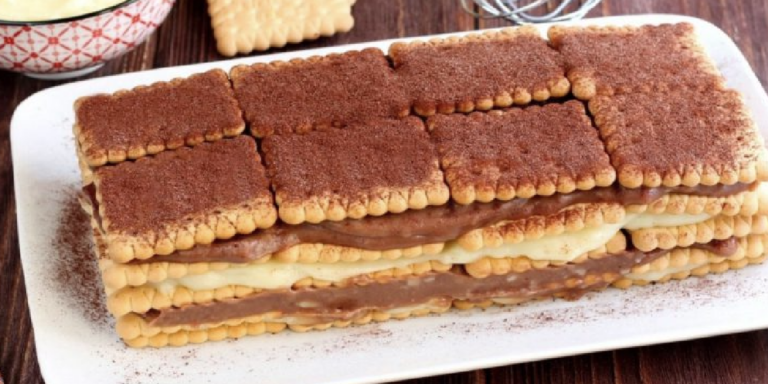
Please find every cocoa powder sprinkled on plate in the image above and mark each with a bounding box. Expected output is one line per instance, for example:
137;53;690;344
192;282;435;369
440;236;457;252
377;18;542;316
52;190;108;327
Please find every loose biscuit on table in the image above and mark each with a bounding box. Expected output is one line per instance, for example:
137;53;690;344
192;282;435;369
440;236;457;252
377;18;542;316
105;260;453;317
74;69;244;167
629;214;768;252
464;231;627;278
613;234;768;288
117;299;450;347
389;26;569;116
589;89;768;189
93;137;277;263
457;202;625;251
548;22;724;100
230;48;409;137
429;101;616;205
207;0;356;57
262;117;449;224
627;183;768;217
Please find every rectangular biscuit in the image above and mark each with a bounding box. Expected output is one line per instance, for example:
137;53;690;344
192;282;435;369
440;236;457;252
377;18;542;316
390;26;569;116
429;101;616;205
628;214;768;252
458;203;625;251
548;22;724;100
627;183;768;217
207;0;356;57
99;241;448;293
589;89;768;189
116;299;451;348
93;136;277;263
614;234;768;288
74;69;245;167
261;117;449;224
230;48;409;137
464;231;627;278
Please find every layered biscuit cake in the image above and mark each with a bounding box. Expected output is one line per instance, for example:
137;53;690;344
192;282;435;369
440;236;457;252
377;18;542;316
74;23;768;347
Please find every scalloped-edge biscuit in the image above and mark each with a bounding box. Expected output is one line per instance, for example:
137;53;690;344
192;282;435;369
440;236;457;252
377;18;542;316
74;69;245;167
105;261;453;316
430;101;616;205
589;89;768;189
548;23;724;100
629;214;768;252
76;146;94;186
207;0;356;57
389;25;569;116
99;242;447;292
627;185;768;217
464;230;626;278
458;203;625;251
262;118;449;224
613;234;767;288
117;299;450;347
94;137;277;263
231;48;409;137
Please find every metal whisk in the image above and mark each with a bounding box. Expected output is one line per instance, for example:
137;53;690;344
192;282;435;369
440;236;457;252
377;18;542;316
461;0;603;24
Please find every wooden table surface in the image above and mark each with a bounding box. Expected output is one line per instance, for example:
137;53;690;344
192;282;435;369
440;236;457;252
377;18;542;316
1;1;767;383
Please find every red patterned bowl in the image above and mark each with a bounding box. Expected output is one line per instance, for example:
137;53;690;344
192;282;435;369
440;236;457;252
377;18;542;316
0;0;175;80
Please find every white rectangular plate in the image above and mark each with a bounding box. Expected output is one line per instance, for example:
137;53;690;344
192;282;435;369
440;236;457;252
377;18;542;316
11;14;768;384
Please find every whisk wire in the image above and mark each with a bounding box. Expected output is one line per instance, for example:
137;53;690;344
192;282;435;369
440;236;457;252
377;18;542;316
462;0;602;24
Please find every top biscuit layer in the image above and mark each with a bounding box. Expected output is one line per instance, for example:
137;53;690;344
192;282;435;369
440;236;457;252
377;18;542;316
548;23;724;100
261;117;450;224
390;26;569;116
75;69;245;167
95;136;277;263
589;89;768;189
429;100;615;204
231;48;410;137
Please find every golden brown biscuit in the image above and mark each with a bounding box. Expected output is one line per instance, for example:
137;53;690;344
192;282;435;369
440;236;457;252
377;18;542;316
548;23;724;100
207;0;356;57
613;234;768;288
106;260;453;317
458;203;625;251
390;26;569;116
74;69;244;167
231;48;409;137
430;101;615;205
262;118;449;224
464;231;626;278
629;214;768;252
626;185;768;217
99;241;448;292
118;299;450;348
589;90;768;189
93;137;277;263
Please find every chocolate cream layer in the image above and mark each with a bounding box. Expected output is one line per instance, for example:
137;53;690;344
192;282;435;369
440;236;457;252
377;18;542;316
146;238;738;327
82;183;754;264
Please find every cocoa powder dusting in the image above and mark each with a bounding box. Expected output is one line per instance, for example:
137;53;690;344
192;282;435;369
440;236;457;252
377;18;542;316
393;32;565;104
594;90;763;177
552;23;723;94
96;136;272;233
53;190;108;326
262;117;441;202
233;48;410;137
430;101;613;193
76;69;243;157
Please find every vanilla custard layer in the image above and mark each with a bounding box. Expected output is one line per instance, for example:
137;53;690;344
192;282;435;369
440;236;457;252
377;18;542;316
152;212;713;292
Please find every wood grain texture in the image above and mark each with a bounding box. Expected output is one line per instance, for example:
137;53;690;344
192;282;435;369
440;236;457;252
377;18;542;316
0;0;766;383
